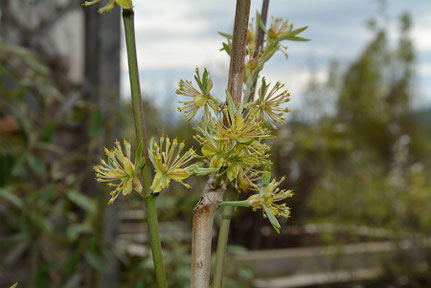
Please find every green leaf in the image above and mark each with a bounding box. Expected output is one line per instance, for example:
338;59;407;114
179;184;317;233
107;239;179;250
67;224;93;241
217;31;232;39
135;141;143;164
0;188;23;209
202;68;208;94
262;161;272;189
28;156;46;176
41;121;55;142
20;216;31;238
255;11;262;35
63;252;79;276
147;138;155;165
135;158;146;174
289;26;308;36
257;13;268;34
225;90;236;123
221;42;232;56
29;212;53;234
282;35;310;42
9;283;18;288
11;153;26;178
66;190;95;214
85;250;105;272
0;232;25;248
196;126;217;148
263;205;281;233
194;68;204;92
190;167;218;176
259;77;269;101
87;108;103;138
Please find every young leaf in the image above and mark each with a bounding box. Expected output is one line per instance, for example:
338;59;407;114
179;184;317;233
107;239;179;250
85;250;104;272
87;108;103;138
218;31;233;39
66;223;93;241
289;26;308;36
257;13;268;34
263;205;281;233
29;212;53;234
262;161;272;189
0;188;23;209
221;42;232;56
259;77;270;101
225;90;237;123
281;35;310;42
147;138;155;165
135;140;144;164
194;68;205;92
67;190;96;214
189;167;219;176
202;68;208;94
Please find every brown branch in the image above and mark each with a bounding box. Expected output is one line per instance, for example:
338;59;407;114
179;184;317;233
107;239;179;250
249;0;270;102
191;176;225;287
227;0;251;105
254;0;269;59
190;1;250;287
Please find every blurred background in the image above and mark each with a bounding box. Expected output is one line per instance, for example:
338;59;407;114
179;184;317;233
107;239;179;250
1;0;431;287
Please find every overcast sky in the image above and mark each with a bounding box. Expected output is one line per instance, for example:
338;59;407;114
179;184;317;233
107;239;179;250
120;0;431;114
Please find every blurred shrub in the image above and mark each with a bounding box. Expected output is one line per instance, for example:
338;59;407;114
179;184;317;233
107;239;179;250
0;40;104;287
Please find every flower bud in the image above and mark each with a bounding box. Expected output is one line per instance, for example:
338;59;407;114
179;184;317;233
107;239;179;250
247;30;254;42
193;94;208;107
247;58;259;70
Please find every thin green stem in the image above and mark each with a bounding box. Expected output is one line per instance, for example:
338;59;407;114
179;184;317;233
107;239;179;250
214;196;250;288
219;200;251;208
213;205;232;288
122;8;168;288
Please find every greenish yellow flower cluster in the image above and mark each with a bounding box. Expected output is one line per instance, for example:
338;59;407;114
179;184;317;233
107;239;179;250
190;91;271;185
92;12;307;233
176;68;221;121
176;14;306;231
247;177;293;232
252;78;291;128
94;140;142;204
82;0;132;14
148;137;196;193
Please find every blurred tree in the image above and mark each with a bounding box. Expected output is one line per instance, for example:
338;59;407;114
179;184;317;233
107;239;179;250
229;12;431;258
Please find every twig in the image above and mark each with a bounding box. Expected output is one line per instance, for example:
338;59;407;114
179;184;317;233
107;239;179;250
249;0;270;102
122;8;168;288
227;0;252;105
190;1;250;287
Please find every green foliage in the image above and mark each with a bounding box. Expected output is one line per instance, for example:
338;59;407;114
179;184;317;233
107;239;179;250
0;41;104;287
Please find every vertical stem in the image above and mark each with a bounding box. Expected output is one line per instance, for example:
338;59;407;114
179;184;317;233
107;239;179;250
122;9;149;153
190;1;250;288
254;0;269;59
249;0;270;101
213;0;256;286
212;205;233;288
122;8;168;288
227;0;252;104
191;176;224;288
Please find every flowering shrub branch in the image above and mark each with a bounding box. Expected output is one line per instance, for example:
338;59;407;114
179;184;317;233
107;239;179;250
85;0;308;286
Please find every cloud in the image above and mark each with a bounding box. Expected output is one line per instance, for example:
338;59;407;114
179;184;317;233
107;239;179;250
120;0;431;106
